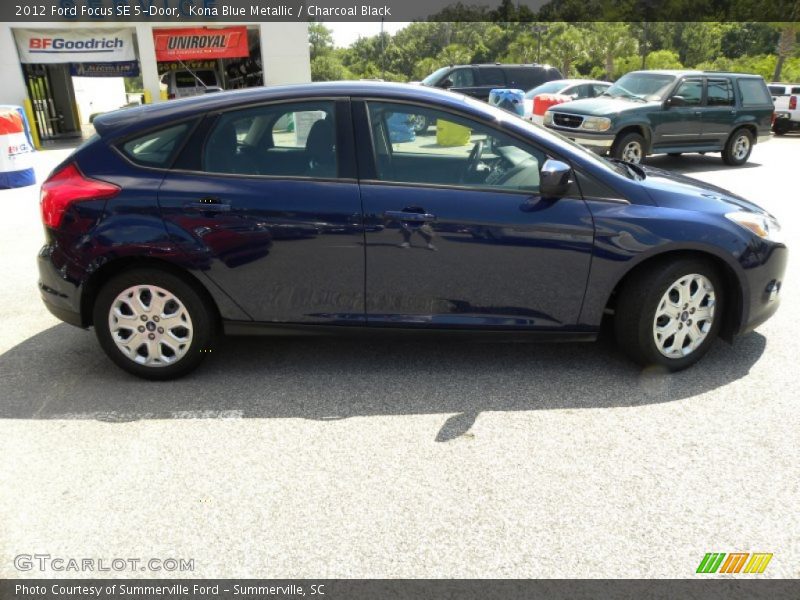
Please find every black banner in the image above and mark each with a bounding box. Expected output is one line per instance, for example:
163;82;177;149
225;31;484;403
2;0;799;23
2;580;800;600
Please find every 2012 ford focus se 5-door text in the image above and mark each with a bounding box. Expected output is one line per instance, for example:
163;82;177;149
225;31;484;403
37;82;787;379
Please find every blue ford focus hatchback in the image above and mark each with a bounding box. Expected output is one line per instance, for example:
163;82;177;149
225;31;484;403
37;82;786;379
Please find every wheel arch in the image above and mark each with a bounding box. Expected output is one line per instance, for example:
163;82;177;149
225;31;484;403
614;124;652;152
603;248;744;342
80;256;222;329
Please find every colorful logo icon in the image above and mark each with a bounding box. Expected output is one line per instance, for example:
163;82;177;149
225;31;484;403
697;552;773;574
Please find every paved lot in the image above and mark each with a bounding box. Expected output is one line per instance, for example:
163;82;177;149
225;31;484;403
1;136;798;578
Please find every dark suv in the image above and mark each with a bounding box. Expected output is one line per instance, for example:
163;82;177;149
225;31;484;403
421;63;563;101
543;70;774;166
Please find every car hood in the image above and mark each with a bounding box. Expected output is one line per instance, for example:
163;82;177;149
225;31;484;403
548;97;655;116
639;165;769;216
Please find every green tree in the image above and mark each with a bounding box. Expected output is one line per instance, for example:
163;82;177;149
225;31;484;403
308;23;334;61
586;22;638;79
311;54;351;82
772;22;799;81
436;43;472;66
541;24;587;77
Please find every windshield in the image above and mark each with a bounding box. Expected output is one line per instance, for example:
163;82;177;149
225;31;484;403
524;81;567;98
604;72;676;101
421;67;450;87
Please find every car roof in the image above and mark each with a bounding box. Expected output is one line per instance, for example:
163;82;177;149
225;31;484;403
93;81;490;138
628;69;763;78
541;79;609;87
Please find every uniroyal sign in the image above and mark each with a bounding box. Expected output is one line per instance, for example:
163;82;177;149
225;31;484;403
14;28;135;64
153;27;249;61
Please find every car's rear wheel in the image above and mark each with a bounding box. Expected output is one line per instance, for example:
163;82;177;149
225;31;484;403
722;128;754;166
614;259;723;371
772;123;789;136
93;268;215;380
612;132;645;164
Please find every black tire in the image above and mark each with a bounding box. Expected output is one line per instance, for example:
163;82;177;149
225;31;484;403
93;268;216;380
614;258;724;371
722;128;754;166
772;125;788;136
611;131;646;164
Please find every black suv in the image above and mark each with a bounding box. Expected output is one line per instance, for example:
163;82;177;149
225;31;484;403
543;70;774;166
421;63;563;101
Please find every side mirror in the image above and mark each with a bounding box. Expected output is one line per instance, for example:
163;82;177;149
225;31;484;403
441;78;454;89
666;95;686;108
539;159;572;198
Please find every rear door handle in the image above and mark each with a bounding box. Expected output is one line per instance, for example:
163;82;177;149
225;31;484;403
185;198;231;212
384;210;436;222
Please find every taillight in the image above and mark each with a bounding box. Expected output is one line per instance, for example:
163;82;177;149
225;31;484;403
790;95;797;110
40;163;120;229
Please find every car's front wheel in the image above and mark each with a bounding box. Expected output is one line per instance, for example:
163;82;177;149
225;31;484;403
722;128;754;166
93;268;216;380
614;259;723;371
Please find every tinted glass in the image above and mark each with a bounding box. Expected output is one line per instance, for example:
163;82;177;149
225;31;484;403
422;66;450;86
479;68;505;86
203;101;337;178
449;68;475;87
738;79;772;106
673;79;703;106
367;101;548;193
707;79;734;106
792;87;800;94
768;85;787;96
121;122;191;167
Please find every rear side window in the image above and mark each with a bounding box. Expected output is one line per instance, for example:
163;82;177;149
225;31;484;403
738;79;772;106
768;85;787;96
707;79;734;106
120;122;191;167
202;101;337;178
792;87;800;94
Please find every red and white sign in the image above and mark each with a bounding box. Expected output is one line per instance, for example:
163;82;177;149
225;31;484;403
153;27;249;62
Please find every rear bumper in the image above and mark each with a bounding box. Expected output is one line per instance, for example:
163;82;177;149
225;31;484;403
37;245;86;328
739;244;788;335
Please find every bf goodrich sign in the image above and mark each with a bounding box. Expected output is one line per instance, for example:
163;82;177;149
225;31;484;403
14;28;135;63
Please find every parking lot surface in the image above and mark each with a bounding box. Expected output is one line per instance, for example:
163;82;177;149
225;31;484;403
1;137;798;578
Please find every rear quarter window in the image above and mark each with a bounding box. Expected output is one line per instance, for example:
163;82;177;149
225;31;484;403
737;78;772;107
119;122;192;167
768;85;787;96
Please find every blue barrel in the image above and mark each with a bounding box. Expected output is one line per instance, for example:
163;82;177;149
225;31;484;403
488;89;525;117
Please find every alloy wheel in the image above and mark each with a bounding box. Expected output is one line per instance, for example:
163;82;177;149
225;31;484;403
622;140;643;164
652;274;715;358
733;134;751;160
108;285;194;367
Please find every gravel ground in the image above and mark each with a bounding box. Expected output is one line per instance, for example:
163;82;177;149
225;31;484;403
0;136;798;579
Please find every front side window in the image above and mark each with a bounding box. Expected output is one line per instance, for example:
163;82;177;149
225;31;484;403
121;122;191;167
449;68;475;87
479;68;505;86
738;79;772;107
202;101;337;178
707;79;734;106
672;79;703;106
366;101;548;193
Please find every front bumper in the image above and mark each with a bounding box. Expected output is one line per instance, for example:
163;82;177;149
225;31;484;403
739;243;788;335
545;125;615;153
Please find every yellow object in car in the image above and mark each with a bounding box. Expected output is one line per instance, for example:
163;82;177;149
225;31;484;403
436;119;471;147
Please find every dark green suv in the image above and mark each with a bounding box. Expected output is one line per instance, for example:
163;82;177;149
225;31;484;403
542;70;773;166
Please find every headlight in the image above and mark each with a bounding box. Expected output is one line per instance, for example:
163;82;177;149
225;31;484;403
580;116;612;132
726;211;783;242
543;111;553;126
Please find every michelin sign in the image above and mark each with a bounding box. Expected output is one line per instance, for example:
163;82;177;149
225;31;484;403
14;28;135;63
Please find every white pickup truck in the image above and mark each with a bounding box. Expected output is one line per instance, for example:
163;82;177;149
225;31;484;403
769;82;800;135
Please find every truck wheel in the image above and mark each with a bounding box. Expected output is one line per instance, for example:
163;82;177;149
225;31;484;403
722;128;754;166
612;132;645;164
